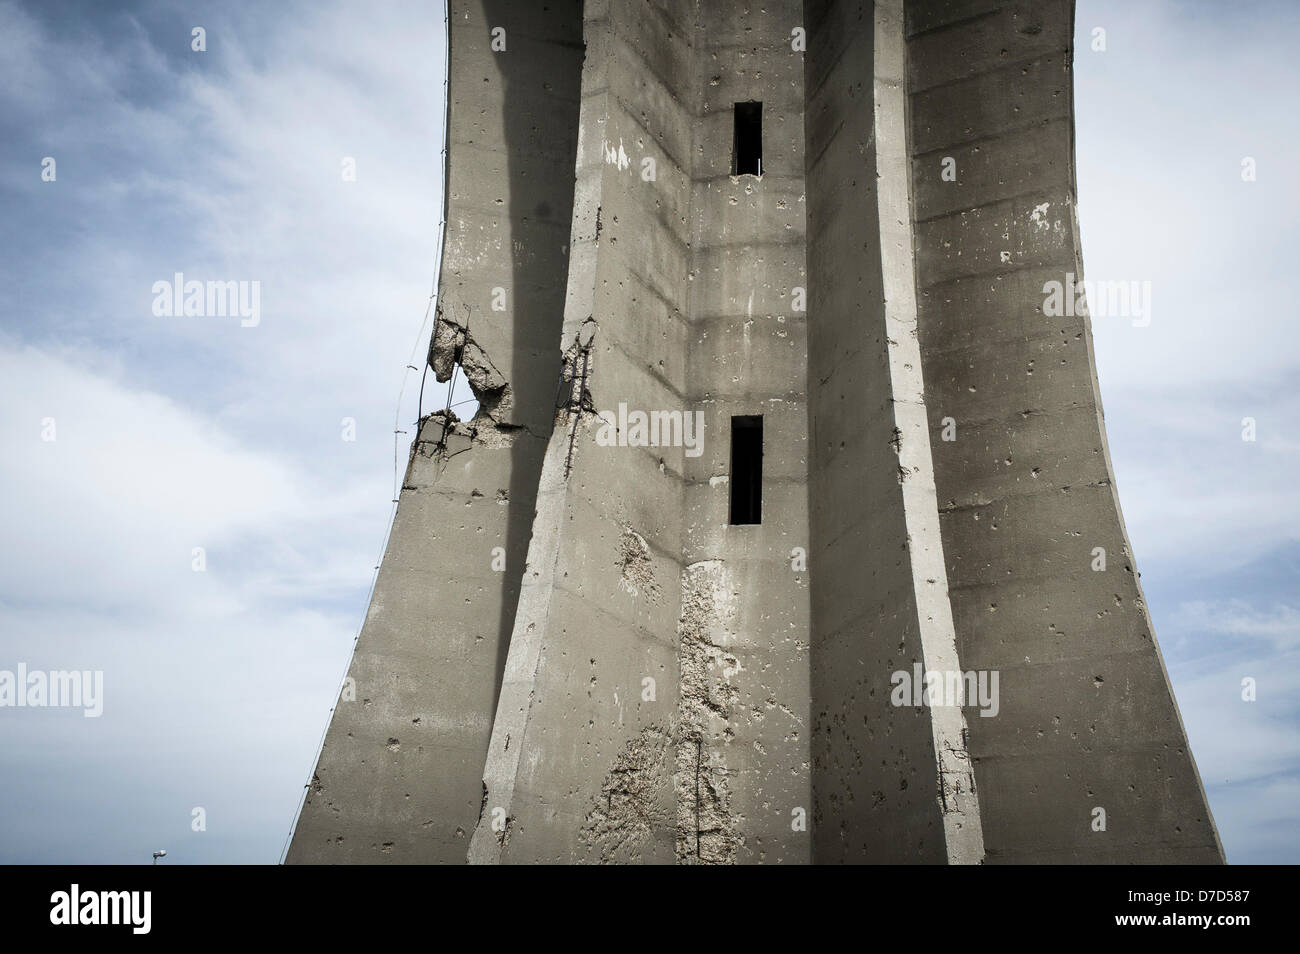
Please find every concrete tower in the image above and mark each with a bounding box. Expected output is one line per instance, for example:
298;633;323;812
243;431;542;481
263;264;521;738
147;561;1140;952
287;0;1224;864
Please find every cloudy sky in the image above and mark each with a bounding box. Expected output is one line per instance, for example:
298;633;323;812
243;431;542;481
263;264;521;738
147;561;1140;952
0;0;1295;864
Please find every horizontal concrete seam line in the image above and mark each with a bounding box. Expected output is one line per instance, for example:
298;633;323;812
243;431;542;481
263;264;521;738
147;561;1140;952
603;260;689;321
574;83;694;173
954;645;1165;668
917;256;1079;290
905;7;1002;41
450;88;584;110
935;486;1118;514
689;236;808;253
814;621;925;653
604;31;696;119
443;206;575;231
687;311;808;325
907;48;1069;96
803;22;874;103
913;183;1075;225
909;114;1072;159
935;484;1120;515
597;208;693;259
945;566;1132;592
648;4;694;40
924;415;1107;439
696;39;808;55
547;582;681;643
592;371;691;411
594;295;691;338
952;672;1156;690
445;136;582;159
605;0;694;47
920;337;1092;363
603;94;694;172
608;14;698;64
913;184;1063;224
397;486;538;504
684;391;807;405
968;740;1201;764
630;211;694;252
920;311;1092;337
577;435;691;480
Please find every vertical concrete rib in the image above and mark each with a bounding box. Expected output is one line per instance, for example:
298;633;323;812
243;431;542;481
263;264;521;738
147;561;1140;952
287;0;584;864
470;0;692;864
905;0;1222;862
874;0;984;864
680;0;811;866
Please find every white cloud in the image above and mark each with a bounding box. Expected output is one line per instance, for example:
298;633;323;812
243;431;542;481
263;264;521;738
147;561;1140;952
0;0;448;862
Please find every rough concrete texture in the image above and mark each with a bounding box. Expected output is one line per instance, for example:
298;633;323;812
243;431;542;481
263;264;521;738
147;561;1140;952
287;0;584;864
905;0;1222;863
290;0;1222;864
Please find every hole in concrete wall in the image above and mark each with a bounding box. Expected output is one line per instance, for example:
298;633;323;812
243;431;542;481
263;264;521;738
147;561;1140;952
733;101;763;176
729;415;763;525
446;364;480;421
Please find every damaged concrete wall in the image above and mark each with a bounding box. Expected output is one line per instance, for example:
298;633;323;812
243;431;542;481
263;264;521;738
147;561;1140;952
287;0;584;864
905;0;1222;862
469;0;695;865
470;0;814;866
291;0;1221;867
678;0;811;864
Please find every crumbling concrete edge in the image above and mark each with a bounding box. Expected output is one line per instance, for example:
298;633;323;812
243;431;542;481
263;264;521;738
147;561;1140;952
877;0;985;865
466;12;612;864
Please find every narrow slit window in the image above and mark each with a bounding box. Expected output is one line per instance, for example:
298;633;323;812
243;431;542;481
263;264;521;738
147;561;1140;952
733;101;763;177
729;415;763;525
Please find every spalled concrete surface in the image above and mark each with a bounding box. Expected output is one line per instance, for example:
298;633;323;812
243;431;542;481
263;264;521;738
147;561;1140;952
286;0;584;864
290;0;1222;865
462;0;815;866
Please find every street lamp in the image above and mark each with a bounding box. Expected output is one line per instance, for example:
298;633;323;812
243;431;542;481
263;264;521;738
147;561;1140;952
152;850;167;865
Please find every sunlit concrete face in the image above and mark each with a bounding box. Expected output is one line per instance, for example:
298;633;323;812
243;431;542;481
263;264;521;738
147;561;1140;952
288;0;1222;865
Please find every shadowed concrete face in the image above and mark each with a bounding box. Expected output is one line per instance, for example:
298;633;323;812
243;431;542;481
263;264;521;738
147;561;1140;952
290;0;1222;865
